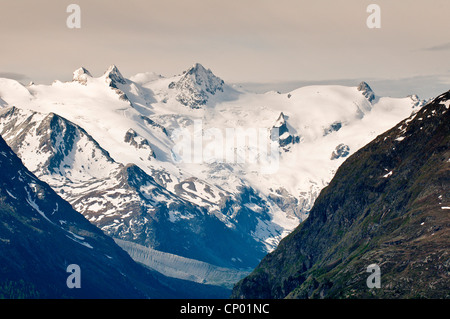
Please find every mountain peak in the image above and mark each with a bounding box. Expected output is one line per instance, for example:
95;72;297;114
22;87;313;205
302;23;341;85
357;81;375;102
72;67;92;85
182;63;224;90
168;63;225;108
103;64;126;86
274;112;287;127
185;62;208;75
271;112;300;149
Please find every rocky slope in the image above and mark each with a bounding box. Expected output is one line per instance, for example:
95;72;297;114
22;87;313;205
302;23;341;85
231;90;450;299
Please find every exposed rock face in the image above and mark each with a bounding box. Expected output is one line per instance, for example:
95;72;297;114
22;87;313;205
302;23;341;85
168;63;225;109
357;81;375;103
104;64;127;86
271;112;300;150
232;90;450;299
124;128;155;159
324;121;342;136
103;65;130;102
330;143;350;160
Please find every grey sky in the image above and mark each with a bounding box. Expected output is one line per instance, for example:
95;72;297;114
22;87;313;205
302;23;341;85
0;0;449;98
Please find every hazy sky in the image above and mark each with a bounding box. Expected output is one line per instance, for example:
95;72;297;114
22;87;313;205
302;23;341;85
0;0;449;98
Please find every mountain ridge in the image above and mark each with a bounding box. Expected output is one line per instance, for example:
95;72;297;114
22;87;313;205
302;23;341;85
231;90;450;299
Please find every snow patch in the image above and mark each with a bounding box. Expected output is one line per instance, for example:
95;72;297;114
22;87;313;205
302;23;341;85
6;190;17;199
441;100;450;109
383;170;393;178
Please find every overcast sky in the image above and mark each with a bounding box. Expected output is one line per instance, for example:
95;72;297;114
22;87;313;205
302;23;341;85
0;0;449;98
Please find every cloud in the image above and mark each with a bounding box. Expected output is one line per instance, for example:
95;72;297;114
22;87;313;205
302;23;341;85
236;74;450;100
0;72;30;81
423;42;450;51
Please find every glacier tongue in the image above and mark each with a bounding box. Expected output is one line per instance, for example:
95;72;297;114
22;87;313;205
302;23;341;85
114;238;250;289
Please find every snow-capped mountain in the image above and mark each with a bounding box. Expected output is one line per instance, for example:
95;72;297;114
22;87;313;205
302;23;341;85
168;63;226;109
0;134;229;298
0;63;425;277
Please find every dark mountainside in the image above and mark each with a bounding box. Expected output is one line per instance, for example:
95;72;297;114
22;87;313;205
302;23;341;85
0;135;229;298
232;90;450;299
